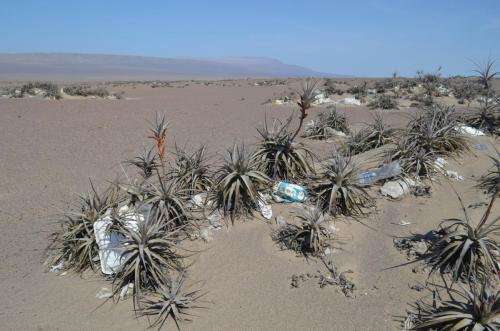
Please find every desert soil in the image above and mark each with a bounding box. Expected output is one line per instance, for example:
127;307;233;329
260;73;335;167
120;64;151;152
0;79;498;330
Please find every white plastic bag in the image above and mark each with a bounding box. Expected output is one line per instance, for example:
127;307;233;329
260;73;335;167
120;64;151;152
93;205;143;275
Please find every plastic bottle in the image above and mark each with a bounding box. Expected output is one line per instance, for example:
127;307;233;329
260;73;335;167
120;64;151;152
357;161;402;186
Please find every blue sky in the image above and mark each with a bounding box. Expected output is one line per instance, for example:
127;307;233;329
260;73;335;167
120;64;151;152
1;0;499;76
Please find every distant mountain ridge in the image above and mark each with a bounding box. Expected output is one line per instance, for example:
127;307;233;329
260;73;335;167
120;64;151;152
0;53;334;80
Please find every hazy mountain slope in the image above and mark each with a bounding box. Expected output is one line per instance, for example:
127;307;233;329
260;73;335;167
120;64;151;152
0;53;332;80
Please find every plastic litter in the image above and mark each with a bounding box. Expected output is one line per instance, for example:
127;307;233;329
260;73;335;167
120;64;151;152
446;170;464;181
456;125;485;136
200;228;213;242
434;158;463;180
257;192;272;220
273;182;307;203
119;283;134;301
380;178;417;199
190;193;207;207
96;286;113;299
94;205;144;275
341;97;361;106
207;211;223;229
434;157;447;171
357;161;402;186
50;259;65;272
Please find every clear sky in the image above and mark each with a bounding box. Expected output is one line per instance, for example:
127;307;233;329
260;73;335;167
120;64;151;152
1;0;499;77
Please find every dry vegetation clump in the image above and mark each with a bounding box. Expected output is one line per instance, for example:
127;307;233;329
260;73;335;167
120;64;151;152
253;80;319;180
272;207;332;257
169;144;213;193
451;79;481;106
478;152;500;195
213;144;270;222
20;81;61;99
139;275;205;330
303;105;350;139
473;58;499;96
127;147;158;179
47;182;121;272
465;99;500;136
46;112;207;329
323;78;345;96
367;94;399;110
389;104;469;179
347;113;396;154
63;83;111;98
410;283;500;330
253;116;315;180
413;67;443;105
308;153;372;216
424;192;500;282
347;81;367;102
112;207;185;304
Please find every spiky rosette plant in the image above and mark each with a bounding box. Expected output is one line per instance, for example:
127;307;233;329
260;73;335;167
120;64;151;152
425;191;500;281
139;274;205;330
478;151;500;195
347;112;396;154
127;147;158;179
465;99;499;136
47;181;121;272
252;79;320;180
252;116;315;180
303;106;350;139
169;144;213;193
367;94;398;110
213;144;270;222
390;104;469;179
148;112;168;176
112;206;184;305
309;153;372;216
412;283;500;330
473;57;499;94
143;175;191;232
272;207;332;256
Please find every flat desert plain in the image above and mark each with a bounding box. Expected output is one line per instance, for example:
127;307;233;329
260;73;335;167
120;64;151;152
0;79;499;330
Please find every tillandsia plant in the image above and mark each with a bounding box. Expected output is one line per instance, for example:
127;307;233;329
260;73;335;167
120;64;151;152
143;175;191;232
271;207;332;257
291;79;322;141
169;144;213;193
149;113;168;175
473;57;499;95
465;99;500;136
478;151;500;195
252;116;315;180
112;206;184;306
139;274;205;330
47;181;121;272
347;112;396;154
303;105;350;139
127;147;158;179
213;144;270;222
425;190;500;282
309;152;372;216
412;282;500;330
367;94;399;110
390;104;469;179
251;79;319;180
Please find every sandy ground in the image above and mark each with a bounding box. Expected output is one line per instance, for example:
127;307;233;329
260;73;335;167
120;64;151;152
0;79;499;330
